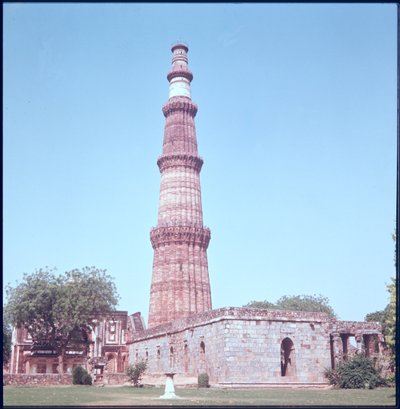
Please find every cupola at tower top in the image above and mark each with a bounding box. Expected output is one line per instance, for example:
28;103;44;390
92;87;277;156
171;42;188;52
167;42;193;100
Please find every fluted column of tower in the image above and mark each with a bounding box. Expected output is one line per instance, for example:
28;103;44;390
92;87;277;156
148;43;212;328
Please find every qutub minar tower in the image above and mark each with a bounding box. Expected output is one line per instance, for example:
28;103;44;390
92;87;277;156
148;43;212;328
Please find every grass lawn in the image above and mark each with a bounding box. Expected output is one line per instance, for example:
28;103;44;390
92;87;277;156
3;385;396;406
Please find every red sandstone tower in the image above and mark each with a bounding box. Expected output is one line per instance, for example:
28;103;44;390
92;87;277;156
148;43;212;328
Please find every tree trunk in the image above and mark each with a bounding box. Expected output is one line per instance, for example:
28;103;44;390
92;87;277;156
58;348;65;374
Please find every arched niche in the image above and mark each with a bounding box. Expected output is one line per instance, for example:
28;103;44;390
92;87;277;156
280;337;296;377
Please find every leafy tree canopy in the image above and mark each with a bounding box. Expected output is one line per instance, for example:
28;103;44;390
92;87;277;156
5;266;119;353
364;310;386;324
364;277;396;355
244;300;276;310
383;277;396;352
3;313;13;364
244;294;337;318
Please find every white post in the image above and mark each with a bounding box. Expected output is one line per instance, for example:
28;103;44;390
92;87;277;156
10;328;17;374
160;372;179;399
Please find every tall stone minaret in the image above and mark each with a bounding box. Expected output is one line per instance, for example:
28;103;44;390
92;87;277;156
148;43;212;328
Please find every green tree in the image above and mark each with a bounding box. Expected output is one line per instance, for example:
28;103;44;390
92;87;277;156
364;310;386;324
244;294;336;318
126;359;147;387
383;277;396;353
365;232;396;358
364;278;395;377
5;266;119;373
384;231;396;359
3;315;12;365
276;294;337;318
392;231;396;269
364;287;395;353
244;300;276;309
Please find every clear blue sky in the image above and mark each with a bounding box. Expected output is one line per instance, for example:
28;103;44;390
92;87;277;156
4;3;396;324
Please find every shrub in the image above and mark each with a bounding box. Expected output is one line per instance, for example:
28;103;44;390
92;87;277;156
384;373;395;386
126;359;147;387
325;354;385;389
324;367;341;388
81;373;93;385
198;372;209;388
72;366;92;386
72;366;86;385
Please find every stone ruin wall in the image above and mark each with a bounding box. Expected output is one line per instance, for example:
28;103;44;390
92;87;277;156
129;315;226;383
3;372;128;386
219;318;331;384
128;307;334;385
3;374;73;386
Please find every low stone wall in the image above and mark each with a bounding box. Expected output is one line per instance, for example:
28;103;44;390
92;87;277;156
4;374;73;386
104;373;129;385
4;373;131;387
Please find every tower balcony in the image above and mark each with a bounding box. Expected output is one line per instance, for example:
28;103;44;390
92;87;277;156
150;225;211;249
162;98;198;117
157;153;203;173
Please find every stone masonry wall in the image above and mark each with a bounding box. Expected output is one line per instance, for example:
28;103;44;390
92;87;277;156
129;318;226;383
3;373;128;386
128;307;332;385
105;373;129;385
4;374;73;386
219;319;331;384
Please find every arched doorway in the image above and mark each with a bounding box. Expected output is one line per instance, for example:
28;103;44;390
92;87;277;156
107;353;116;373
199;341;206;373
280;338;295;377
157;347;161;371
169;346;175;369
121;354;128;373
184;343;189;373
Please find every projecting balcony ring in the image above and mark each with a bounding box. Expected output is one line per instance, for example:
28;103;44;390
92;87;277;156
167;70;193;82
162;99;198;117
150;226;211;249
157;154;203;173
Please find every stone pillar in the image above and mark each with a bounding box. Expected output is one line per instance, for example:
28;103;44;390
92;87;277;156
378;334;385;356
355;333;363;353
363;334;372;357
104;364;109;385
58;348;65;374
9;328;17;374
331;332;342;368
25;357;30;374
13;345;20;374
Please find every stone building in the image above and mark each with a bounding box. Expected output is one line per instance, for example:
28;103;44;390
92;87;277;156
8;311;144;384
126;43;386;386
129;307;384;386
